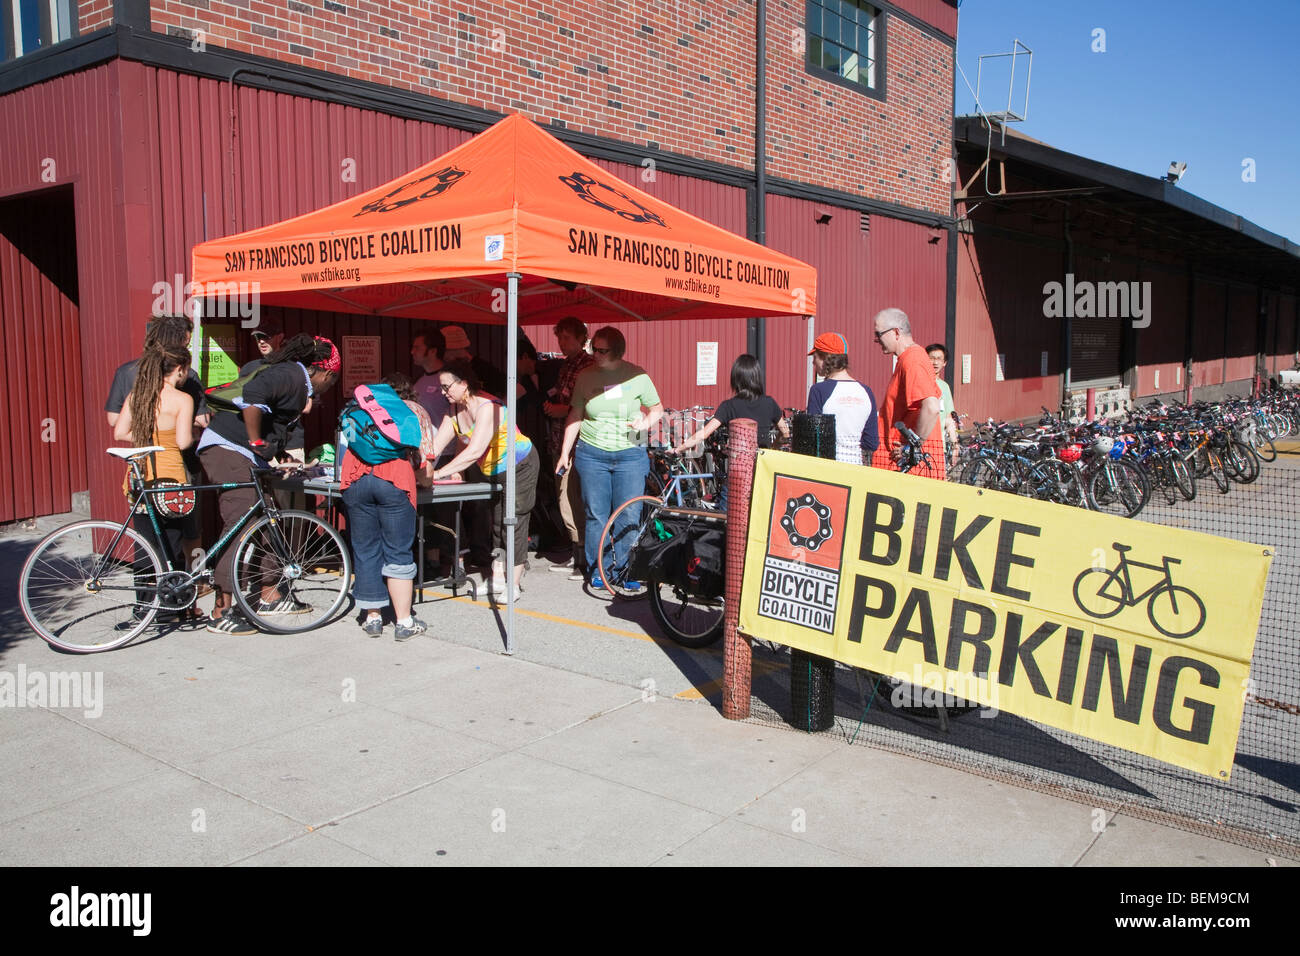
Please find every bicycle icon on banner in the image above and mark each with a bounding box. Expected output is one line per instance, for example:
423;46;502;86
1072;542;1207;640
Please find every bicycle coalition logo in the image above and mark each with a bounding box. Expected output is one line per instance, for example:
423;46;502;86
558;171;667;226
353;165;469;217
1072;542;1207;639
756;475;851;634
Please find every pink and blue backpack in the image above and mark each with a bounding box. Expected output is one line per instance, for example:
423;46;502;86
339;383;423;465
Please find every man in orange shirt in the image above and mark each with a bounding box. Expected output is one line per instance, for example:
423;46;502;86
869;307;946;478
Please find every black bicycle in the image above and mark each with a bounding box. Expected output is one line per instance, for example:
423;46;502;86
20;446;352;653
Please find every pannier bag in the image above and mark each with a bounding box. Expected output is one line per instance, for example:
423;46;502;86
626;515;725;598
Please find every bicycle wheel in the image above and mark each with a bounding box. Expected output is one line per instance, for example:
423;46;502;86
1169;455;1196;501
965;457;1017;494
649;580;724;648
596;494;661;599
1206;449;1230;494
1152;458;1180;505
1086;459;1149;518
1252;432;1277;463
1147;585;1206;640
20;520;163;653
1026;459;1088;507
231;511;352;633
1072;566;1126;619
1226;440;1260;484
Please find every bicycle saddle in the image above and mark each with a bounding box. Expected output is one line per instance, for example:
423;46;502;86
107;446;165;460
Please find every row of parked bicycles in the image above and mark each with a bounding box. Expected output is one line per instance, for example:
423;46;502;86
948;391;1299;518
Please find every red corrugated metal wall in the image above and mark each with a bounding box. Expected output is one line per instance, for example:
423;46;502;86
0;188;85;521
1225;286;1257;386
764;194;947;411
585;158;749;414
1191;278;1226;389
1134;266;1187;397
1272;294;1298;372
0;65;127;522
953;229;1062;422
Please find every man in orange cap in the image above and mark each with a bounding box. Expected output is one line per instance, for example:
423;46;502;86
806;332;879;465
869;308;945;477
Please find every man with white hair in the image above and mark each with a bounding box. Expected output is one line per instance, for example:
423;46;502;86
870;308;945;477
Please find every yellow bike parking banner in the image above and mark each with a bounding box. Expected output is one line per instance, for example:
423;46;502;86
738;450;1273;779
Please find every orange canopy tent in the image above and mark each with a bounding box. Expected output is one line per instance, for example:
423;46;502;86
192;112;816;325
191;113;817;652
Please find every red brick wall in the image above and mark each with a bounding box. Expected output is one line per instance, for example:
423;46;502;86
149;1;756;167
80;0;115;33
148;1;954;216
766;3;953;216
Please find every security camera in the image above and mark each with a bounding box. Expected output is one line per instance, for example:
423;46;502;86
1165;161;1187;184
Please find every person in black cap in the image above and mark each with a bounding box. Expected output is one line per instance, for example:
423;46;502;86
241;323;303;462
248;324;284;363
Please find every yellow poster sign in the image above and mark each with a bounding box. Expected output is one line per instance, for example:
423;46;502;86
738;451;1272;779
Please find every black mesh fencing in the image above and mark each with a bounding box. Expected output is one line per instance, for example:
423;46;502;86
746;441;1300;857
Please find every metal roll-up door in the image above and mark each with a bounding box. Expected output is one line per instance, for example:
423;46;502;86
1070;317;1122;387
1068;256;1124;388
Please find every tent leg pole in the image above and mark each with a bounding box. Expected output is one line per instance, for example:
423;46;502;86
504;272;520;656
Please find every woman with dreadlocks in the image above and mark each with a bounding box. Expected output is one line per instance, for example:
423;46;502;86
115;345;196;620
197;332;341;635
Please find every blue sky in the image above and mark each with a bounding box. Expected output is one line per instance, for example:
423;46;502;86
954;0;1300;242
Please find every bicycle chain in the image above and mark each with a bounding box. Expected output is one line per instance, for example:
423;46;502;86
1246;693;1300;716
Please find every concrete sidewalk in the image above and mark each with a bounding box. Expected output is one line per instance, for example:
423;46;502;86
0;515;1290;866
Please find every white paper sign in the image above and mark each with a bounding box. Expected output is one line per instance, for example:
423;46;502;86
343;335;382;395
696;342;718;387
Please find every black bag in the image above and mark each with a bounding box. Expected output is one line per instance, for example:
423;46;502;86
627;515;725;598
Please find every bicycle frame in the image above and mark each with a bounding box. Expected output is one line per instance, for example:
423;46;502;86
98;458;285;592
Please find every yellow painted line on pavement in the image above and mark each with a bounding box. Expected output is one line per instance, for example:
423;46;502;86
675;658;786;700
434;592;673;646
429;591;734;698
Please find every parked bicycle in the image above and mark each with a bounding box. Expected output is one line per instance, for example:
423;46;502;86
20;446;352;652
596;450;726;648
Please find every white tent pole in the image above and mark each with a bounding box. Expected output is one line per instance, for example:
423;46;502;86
504;272;520;655
806;315;816;394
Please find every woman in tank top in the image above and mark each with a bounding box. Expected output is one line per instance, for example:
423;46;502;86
114;346;196;618
431;359;540;601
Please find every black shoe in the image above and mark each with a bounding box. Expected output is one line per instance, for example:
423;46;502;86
206;610;257;636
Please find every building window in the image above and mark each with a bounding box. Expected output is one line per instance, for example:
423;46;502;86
805;0;884;97
3;0;75;61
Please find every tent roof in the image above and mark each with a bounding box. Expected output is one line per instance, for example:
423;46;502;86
192;114;816;325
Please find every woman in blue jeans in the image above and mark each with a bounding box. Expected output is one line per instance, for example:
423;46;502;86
556;327;663;590
339;377;437;641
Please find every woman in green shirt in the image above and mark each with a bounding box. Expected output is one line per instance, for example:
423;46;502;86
556;326;664;590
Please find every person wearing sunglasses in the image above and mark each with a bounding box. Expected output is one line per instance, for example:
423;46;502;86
870;308;945;477
430;360;539;601
806;332;878;465
555;326;663;591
